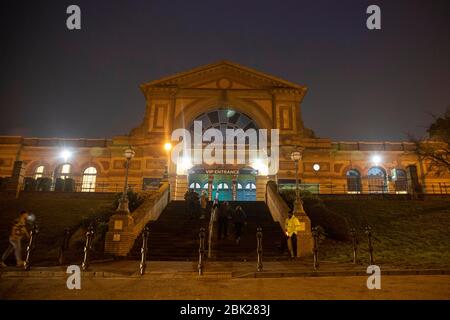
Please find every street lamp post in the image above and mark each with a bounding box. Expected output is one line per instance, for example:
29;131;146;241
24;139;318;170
117;147;135;213
290;148;306;215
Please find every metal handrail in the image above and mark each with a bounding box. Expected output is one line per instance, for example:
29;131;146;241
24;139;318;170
24;224;39;270
198;227;205;275
207;207;216;258
139;226;150;275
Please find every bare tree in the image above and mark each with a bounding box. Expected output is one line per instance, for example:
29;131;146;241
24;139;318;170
410;107;450;175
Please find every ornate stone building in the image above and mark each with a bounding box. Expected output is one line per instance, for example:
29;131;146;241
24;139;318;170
0;61;448;199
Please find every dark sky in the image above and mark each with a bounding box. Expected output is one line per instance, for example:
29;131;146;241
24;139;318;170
0;0;449;141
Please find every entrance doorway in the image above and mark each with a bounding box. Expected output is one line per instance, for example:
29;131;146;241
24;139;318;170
188;167;257;201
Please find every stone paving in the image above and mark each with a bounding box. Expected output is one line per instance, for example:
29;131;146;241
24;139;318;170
1;260;449;299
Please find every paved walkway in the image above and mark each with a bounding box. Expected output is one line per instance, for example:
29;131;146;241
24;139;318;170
1;260;449;278
1;260;449;299
1;273;449;300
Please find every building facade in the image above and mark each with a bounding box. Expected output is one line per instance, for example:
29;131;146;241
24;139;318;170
0;61;448;199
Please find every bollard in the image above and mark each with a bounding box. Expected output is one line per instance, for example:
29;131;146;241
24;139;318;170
81;224;95;271
350;227;358;264
256;227;263;272
198;227;205;275
312;226;319;270
24;224;39;271
58;228;71;265
139;226;150;275
365;225;374;265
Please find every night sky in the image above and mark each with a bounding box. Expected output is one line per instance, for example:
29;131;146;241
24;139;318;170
0;0;449;141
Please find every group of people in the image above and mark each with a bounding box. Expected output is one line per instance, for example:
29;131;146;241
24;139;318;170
184;189;247;244
211;200;247;244
1;210;33;267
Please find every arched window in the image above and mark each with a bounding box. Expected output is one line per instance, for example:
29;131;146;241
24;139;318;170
34;166;45;180
394;169;408;194
368;167;388;193
82;167;97;192
237;183;243;189
244;183;256;190
189;182;201;189
217;183;229;189
56;163;72;180
203;183;215;190
346;169;362;193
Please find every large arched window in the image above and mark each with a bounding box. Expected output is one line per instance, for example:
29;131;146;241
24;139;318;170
189;109;258;140
82;167;97;192
346;169;362;193
368;167;388;193
34;166;45;180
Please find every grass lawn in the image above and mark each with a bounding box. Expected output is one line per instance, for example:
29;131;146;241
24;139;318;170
0;194;115;265
320;199;450;269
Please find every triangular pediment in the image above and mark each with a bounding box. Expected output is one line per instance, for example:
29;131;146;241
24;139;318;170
140;60;306;91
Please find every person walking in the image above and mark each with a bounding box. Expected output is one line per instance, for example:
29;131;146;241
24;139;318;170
1;211;30;267
232;205;247;244
285;211;301;258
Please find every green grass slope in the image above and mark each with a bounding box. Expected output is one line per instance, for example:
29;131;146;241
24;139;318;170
320;199;450;268
0;194;115;265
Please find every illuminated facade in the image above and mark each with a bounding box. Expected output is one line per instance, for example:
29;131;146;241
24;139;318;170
0;61;448;199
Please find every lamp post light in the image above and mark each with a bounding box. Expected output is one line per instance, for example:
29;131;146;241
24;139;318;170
290;148;306;215
117;147;135;213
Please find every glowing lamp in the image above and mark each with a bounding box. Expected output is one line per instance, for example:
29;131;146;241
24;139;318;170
124;148;135;161
372;154;382;165
60;149;72;161
164;142;172;151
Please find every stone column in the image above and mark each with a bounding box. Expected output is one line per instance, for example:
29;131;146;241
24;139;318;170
208;175;213;201
231;174;237;201
255;176;268;201
293;199;314;257
104;211;135;256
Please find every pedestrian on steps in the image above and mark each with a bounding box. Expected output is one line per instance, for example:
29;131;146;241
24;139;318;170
1;210;31;267
285;211;301;258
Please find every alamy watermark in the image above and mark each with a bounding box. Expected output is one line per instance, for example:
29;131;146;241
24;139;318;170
366;265;381;290
170;121;280;175
66;265;81;290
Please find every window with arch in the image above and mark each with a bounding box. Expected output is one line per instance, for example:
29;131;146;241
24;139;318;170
217;183;229;189
237;183;243;189
189;182;201;189
203;183;215;190
82;167;97;192
368;166;388;193
346;169;362;194
244;183;256;190
34;166;45;180
56;163;72;180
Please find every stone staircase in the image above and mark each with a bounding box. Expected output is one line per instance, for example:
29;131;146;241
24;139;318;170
128;201;287;261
